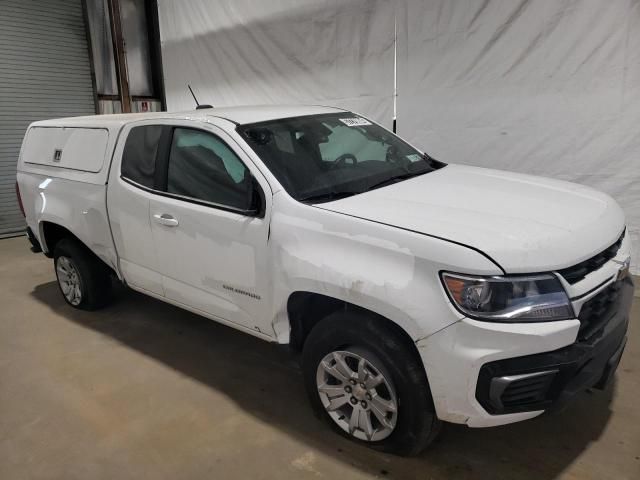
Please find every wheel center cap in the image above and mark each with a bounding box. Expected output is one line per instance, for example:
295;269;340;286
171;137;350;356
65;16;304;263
353;384;367;400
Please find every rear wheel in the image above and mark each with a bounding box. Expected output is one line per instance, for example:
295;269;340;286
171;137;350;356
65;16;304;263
53;238;112;310
302;311;441;456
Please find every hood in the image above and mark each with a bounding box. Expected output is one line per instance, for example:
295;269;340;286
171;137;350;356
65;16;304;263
316;164;625;273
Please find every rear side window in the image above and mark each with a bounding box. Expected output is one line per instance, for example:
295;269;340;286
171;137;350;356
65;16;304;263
121;125;163;188
166;128;251;210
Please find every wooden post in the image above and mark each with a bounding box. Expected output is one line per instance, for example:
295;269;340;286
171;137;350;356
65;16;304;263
107;0;132;113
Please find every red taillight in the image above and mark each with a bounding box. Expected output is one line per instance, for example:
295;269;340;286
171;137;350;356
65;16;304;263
15;181;25;217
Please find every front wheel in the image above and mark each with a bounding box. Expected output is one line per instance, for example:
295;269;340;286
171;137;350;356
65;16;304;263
302;311;441;456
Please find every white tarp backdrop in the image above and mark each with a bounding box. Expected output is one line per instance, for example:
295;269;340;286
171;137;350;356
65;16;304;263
158;0;395;128
396;0;640;273
158;0;639;272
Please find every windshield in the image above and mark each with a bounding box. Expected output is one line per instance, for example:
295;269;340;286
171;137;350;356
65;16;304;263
238;113;445;203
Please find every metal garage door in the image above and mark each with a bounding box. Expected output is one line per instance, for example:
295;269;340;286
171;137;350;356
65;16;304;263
0;0;96;236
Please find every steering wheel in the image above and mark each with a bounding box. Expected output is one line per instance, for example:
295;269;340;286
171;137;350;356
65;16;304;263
386;145;400;163
331;153;358;169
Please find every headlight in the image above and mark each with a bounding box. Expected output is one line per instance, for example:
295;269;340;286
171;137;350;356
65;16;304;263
441;272;574;322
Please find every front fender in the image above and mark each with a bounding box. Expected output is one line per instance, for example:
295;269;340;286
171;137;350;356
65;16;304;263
269;197;503;343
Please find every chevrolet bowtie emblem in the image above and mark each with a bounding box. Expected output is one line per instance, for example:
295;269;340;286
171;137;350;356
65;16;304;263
612;256;631;281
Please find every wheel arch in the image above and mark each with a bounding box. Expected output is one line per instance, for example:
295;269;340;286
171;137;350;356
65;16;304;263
286;291;425;370
39;221;76;256
39;221;116;276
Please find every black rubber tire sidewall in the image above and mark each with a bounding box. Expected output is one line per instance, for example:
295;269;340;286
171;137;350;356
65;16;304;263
53;238;112;310
302;310;441;456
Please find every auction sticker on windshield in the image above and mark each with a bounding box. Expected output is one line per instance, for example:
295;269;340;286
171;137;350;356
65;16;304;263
339;117;372;127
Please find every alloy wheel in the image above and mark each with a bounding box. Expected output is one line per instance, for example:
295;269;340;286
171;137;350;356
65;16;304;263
316;349;398;442
56;256;82;306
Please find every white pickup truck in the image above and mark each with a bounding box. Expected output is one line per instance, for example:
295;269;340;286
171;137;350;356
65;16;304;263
16;105;633;455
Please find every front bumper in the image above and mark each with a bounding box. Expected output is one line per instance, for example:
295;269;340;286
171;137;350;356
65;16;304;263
417;276;634;427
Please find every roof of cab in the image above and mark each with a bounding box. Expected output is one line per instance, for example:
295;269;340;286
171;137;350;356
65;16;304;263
29;104;348;129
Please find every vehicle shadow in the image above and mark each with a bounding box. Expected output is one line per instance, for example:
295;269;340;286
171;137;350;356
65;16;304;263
31;281;615;479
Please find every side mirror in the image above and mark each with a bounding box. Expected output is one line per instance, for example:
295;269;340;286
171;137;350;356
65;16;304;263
246;176;265;217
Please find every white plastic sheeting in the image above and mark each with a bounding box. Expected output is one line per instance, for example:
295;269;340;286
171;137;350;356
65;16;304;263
158;0;396;128
158;0;639;272
396;0;640;272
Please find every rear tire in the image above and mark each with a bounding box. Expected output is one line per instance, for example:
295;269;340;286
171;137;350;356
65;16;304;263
53;238;112;310
302;310;441;456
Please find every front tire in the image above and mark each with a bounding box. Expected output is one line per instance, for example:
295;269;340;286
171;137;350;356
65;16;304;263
302;311;441;456
53;238;112;310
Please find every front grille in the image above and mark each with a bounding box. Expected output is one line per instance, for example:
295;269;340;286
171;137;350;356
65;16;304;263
558;230;625;284
578;281;623;341
498;372;557;409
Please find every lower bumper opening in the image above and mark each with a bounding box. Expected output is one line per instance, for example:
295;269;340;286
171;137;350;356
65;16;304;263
476;276;633;415
489;370;558;412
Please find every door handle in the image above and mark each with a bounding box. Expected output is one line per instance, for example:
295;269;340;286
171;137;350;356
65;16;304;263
153;213;179;227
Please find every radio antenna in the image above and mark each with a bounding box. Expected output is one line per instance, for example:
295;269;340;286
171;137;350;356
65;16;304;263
187;84;213;109
188;84;200;107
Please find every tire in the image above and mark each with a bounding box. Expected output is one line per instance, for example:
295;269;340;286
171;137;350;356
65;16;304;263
53;237;113;310
302;310;442;456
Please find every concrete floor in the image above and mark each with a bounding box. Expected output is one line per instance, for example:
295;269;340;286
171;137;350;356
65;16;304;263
0;236;638;480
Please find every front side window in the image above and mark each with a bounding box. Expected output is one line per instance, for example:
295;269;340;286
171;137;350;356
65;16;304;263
121;125;163;188
167;128;252;210
239;113;444;202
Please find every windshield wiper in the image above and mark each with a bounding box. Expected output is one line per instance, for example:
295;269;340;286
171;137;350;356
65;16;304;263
365;154;446;192
299;190;359;204
365;170;428;192
423;152;447;169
